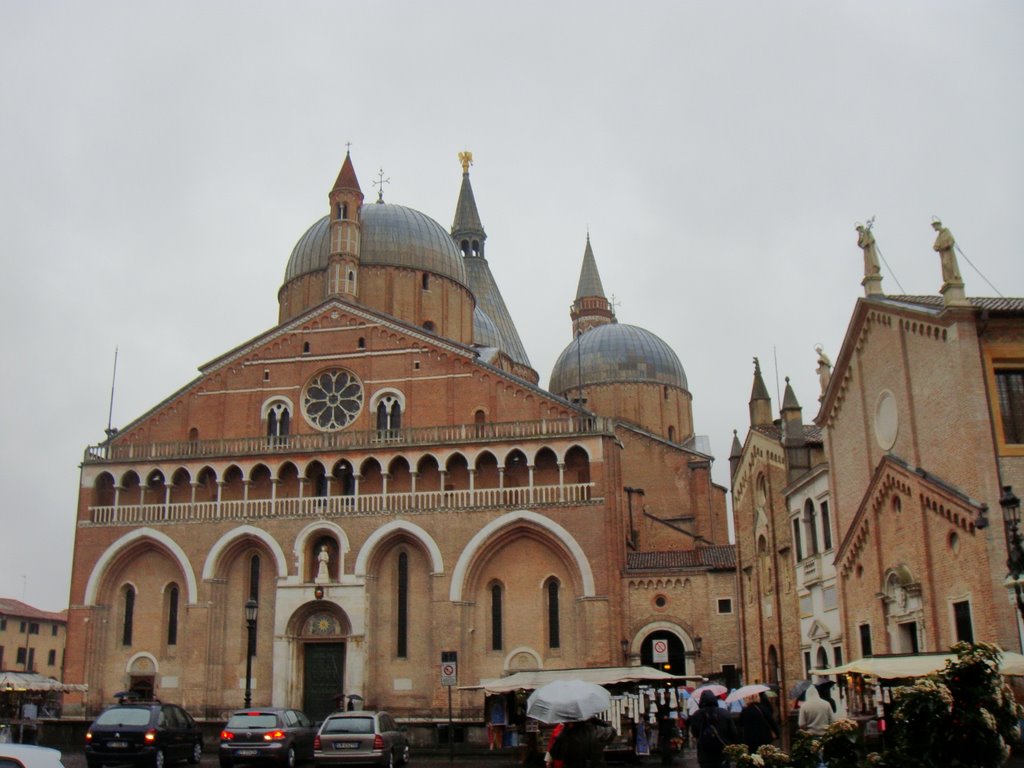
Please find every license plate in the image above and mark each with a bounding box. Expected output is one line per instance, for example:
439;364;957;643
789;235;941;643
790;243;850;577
108;742;128;749
237;750;259;757
334;742;359;750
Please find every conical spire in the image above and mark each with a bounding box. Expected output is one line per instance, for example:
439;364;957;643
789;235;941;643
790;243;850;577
451;151;485;257
749;357;773;427
782;376;801;411
781;376;805;447
575;234;606;300
570;234;615;337
332;151;361;195
729;429;743;480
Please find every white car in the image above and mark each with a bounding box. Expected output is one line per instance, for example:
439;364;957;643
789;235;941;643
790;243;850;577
0;744;66;768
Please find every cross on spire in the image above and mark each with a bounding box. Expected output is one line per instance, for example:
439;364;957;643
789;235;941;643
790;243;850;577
374;168;390;203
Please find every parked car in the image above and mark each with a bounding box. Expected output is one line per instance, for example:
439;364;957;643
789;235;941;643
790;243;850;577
220;708;316;768
0;744;66;768
314;711;409;768
85;700;203;768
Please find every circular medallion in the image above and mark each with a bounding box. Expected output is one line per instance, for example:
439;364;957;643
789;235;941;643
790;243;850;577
302;368;364;430
874;389;898;451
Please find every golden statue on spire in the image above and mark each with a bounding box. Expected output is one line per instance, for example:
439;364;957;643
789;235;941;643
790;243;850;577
458;151;473;173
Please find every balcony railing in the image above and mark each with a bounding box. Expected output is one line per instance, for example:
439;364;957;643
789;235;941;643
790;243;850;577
83;416;612;464
87;482;598;525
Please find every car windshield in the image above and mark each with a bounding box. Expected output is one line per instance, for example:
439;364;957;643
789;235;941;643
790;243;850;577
226;715;279;729
322;717;373;735
94;708;152;727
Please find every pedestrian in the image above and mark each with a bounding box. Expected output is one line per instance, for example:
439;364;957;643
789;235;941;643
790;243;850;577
798;684;834;736
544;722;565;768
738;693;778;753
689;689;736;768
547;717;616;768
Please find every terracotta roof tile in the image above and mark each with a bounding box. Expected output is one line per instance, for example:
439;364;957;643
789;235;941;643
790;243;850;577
626;545;736;572
0;598;67;623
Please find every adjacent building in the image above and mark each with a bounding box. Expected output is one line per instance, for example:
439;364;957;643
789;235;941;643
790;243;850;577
0;598;67;678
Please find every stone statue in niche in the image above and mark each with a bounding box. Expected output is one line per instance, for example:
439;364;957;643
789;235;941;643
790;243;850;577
315;544;331;584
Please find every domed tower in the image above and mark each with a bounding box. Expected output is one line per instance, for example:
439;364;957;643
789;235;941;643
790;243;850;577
549;237;694;442
278;153;475;344
452;152;537;383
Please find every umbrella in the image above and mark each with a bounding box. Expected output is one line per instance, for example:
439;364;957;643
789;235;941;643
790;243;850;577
789;680;813;700
725;684;770;704
526;679;611;724
686;684;728;714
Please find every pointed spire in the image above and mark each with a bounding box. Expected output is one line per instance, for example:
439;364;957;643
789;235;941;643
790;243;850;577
749;357;773;427
575;234;607;300
570;234;615;336
729;429;743;480
332;150;361;195
782;376;801;411
451;151;485;257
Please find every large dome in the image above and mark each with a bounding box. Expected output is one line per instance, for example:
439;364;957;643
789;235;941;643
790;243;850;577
549;323;688;394
284;203;469;288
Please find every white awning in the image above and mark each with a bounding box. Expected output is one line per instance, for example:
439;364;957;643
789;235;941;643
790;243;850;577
471;666;702;694
818;651;1024;679
0;671;88;693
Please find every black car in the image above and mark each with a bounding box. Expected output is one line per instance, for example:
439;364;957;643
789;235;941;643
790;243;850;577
85;701;203;768
220;709;316;768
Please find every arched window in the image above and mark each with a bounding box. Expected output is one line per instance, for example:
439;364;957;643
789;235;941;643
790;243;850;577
249;555;260;657
376;398;402;431
423;321;435;333
421;273;430;290
122;585;135;646
460;239;470;257
546;578;560;649
490;582;503;651
266;401;291;442
805;500;819;556
821;500;833;550
397;552;408;658
792;518;804;562
167;585;179;646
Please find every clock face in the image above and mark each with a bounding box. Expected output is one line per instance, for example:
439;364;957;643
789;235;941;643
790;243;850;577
302;368;364;431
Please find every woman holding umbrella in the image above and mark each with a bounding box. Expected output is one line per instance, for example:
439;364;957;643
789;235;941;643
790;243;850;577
738;692;779;752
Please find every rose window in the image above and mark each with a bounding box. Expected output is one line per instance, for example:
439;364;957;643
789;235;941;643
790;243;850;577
302;369;363;430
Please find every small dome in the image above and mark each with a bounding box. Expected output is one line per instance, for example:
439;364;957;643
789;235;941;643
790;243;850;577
473;306;502;349
549;324;688;394
284;204;469;288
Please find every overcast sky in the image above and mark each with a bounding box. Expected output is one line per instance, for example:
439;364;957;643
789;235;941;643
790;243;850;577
1;2;1021;612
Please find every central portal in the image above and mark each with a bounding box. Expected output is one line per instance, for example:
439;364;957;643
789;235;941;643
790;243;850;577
303;642;346;722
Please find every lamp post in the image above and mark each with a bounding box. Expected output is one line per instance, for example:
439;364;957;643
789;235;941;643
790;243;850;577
1002;486;1024;621
244;599;258;708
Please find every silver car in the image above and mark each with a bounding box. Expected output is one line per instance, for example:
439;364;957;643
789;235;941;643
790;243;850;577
313;712;409;768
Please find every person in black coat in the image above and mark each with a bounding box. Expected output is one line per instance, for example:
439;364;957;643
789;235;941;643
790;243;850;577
738;693;779;753
548;717;616;768
688;690;737;768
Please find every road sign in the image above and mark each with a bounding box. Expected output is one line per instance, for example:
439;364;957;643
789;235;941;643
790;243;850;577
652;638;668;664
441;651;458;686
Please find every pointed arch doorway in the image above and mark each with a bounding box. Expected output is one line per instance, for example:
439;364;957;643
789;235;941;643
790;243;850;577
298;609;350;722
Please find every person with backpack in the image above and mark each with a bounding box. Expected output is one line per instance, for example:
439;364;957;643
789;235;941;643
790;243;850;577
688;689;736;768
547;717;616;768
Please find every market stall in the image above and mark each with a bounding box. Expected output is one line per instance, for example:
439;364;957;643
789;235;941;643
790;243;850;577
0;672;88;744
475;666;704;761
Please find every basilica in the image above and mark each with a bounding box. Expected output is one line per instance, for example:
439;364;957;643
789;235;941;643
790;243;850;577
64;152;737;726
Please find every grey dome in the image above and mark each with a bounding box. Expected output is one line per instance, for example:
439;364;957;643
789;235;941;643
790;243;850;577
284;204;469;288
473;306;502;349
549;324;688;394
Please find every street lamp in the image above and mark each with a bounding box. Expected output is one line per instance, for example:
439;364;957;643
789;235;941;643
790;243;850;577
244;599;258;708
1001;485;1024;620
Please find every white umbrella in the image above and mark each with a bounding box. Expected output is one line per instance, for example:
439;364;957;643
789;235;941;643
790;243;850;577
725;684;770;704
687;684;728;714
526;679;611;724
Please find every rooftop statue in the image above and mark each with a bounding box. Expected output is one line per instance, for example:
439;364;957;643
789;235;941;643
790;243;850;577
931;219;962;284
856;223;881;277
